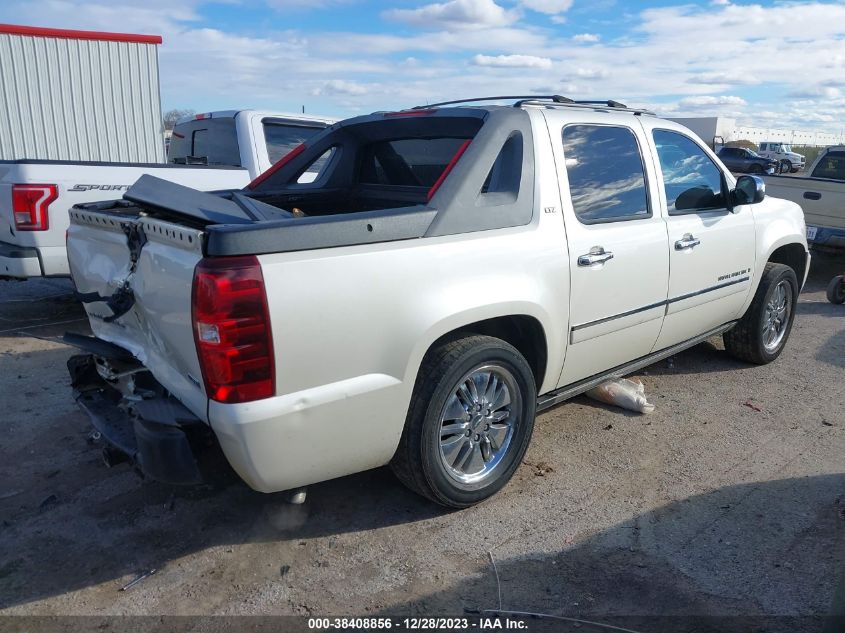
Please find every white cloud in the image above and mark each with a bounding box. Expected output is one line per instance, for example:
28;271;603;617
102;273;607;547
311;79;369;96
384;0;518;30
572;67;609;80
472;54;552;68
689;71;759;86
519;0;573;15
3;0;845;132
679;95;748;107
787;86;841;99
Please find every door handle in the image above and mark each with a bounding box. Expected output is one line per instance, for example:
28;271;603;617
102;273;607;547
674;233;701;250
578;246;614;266
803;191;821;200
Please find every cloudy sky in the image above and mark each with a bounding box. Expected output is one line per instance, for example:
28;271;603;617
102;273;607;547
2;0;845;131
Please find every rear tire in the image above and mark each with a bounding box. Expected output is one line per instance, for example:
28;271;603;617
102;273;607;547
724;263;798;364
827;275;845;304
391;335;536;508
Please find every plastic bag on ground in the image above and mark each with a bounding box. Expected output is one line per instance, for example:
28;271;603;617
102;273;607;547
585;378;655;414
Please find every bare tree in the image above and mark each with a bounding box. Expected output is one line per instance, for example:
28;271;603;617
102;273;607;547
163;109;196;131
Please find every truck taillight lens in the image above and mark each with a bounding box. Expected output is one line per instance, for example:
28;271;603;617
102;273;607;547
192;256;275;404
12;184;57;231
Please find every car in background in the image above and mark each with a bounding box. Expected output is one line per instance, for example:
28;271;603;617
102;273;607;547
757;141;805;173
717;147;777;175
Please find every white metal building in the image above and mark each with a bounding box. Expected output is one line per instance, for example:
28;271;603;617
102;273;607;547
667;115;845;148
0;23;165;163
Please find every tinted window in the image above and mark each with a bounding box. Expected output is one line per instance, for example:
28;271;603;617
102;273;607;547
480;132;523;199
562;125;649;223
296;147;338;184
811;151;845;180
653;129;726;214
264;120;326;164
168;118;240;166
360;137;471;187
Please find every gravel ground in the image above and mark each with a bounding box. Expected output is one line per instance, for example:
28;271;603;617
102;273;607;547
0;252;842;628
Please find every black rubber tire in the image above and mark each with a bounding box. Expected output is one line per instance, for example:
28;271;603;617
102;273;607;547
723;263;798;364
780;159;792;174
390;335;536;508
750;164;764;175
827;275;845;304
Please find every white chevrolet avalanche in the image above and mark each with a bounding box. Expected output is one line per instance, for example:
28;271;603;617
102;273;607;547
64;97;810;507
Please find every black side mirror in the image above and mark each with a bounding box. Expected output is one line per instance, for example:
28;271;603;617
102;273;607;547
730;174;765;210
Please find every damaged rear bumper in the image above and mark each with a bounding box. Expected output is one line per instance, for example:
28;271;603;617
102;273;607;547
68;353;215;485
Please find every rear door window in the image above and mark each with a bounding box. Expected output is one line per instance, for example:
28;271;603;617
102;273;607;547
561;124;650;223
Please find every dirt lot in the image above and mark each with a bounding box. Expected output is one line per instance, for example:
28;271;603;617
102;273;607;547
0;253;843;628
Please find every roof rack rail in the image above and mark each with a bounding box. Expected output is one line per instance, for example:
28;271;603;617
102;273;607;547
514;98;654;115
411;95;574;109
411;95;653;115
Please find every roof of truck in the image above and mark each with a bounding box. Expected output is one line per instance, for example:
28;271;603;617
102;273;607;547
408;95;655;116
174;110;336;126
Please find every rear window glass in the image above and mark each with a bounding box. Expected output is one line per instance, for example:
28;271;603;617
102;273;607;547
168;118;241;166
811;151;845;180
264;120;326;164
359;137;472;187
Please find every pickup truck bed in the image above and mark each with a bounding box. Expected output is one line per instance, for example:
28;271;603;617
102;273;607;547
0;159;247;278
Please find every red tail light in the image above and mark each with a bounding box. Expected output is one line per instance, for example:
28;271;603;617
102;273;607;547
12;184;57;231
192;256;275;404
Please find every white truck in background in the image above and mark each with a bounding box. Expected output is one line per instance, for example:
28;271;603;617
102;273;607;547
757;141;805;173
0;110;334;279
764;145;845;249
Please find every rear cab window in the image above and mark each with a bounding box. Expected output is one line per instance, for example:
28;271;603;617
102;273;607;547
561;124;650;223
248;112;487;208
359;137;472;187
811;151;845;180
263;119;328;164
168;117;241;166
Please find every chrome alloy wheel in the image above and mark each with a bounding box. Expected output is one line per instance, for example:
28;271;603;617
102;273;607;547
437;365;520;485
762;279;792;352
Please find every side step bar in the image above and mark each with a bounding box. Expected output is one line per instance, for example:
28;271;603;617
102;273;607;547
537;321;737;412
